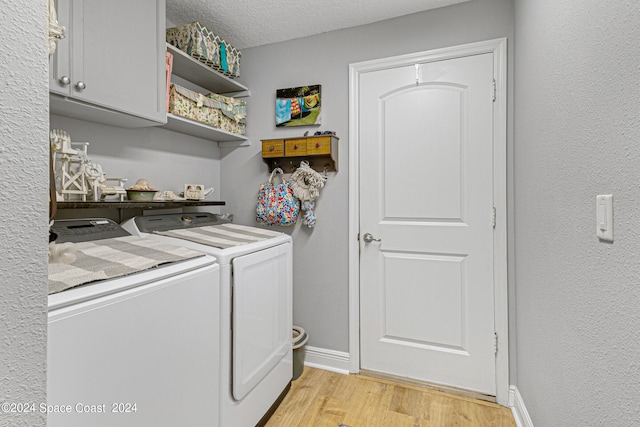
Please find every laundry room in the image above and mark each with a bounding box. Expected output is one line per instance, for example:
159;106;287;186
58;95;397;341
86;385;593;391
48;0;513;376
5;0;640;426
42;0;515;423
42;0;517;422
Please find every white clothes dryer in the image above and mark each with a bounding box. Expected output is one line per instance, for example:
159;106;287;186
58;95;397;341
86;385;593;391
122;213;293;427
48;219;220;427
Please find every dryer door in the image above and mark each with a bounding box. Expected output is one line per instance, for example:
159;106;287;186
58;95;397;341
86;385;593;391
232;243;292;400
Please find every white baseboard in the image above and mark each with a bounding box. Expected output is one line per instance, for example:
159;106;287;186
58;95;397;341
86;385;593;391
509;385;534;427
303;345;350;374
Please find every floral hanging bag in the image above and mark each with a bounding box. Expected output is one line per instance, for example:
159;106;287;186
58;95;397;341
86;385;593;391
256;168;300;226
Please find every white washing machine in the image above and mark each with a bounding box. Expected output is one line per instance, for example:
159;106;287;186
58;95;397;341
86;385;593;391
122;213;293;427
47;218;220;427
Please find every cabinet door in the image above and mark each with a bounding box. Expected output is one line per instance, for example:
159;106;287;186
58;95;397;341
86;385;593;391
49;0;71;96
70;0;165;123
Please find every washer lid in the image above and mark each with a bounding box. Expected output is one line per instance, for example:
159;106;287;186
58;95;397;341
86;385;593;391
48;235;208;295
48;254;218;311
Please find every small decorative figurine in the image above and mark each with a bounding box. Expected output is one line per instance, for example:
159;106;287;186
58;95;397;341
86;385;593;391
50;129;127;202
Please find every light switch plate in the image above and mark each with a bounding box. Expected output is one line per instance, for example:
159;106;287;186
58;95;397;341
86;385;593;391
596;194;613;242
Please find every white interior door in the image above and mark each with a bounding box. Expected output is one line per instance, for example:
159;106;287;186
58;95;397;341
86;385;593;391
358;52;497;395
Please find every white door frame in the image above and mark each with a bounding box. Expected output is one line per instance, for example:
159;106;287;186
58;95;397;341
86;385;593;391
348;38;509;406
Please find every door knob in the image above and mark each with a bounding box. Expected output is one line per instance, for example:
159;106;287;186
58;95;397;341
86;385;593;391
362;233;381;243
59;76;70;85
75;81;86;90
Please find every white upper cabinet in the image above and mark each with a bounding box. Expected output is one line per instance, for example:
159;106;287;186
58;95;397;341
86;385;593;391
50;0;166;127
49;0;71;97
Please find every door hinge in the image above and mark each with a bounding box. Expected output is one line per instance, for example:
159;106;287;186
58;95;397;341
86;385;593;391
494;332;498;355
492;79;497;102
492;207;497;228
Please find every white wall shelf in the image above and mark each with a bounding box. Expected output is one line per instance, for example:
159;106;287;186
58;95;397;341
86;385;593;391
163;113;249;145
167;44;249;96
164;44;250;145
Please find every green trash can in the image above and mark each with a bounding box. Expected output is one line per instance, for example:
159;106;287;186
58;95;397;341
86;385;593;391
292;326;309;380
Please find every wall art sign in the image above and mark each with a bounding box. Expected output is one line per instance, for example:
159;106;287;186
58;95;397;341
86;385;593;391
275;85;321;127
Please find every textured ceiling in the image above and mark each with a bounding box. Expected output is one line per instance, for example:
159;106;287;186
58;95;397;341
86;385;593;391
166;0;469;50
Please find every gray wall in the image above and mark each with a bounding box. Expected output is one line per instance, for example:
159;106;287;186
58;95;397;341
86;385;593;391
222;0;515;353
514;0;640;425
0;1;49;426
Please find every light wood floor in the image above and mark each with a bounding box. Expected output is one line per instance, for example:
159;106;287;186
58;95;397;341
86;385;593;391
265;368;516;427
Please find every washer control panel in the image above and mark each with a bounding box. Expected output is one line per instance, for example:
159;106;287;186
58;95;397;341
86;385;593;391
132;213;231;233
51;218;130;243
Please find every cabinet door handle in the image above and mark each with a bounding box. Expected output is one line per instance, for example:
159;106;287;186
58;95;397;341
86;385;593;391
75;81;86;90
315;143;320;148
293;144;299;149
269;146;275;151
59;76;70;86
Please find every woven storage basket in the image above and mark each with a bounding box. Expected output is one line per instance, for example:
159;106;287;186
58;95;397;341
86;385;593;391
166;22;241;78
226;43;241;78
208;31;241;78
166;22;220;68
218;38;241;78
169;84;246;135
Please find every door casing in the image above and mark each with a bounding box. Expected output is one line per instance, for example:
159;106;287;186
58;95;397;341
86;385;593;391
348;38;509;406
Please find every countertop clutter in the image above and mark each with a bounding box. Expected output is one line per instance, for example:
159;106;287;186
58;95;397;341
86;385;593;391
49;129;223;210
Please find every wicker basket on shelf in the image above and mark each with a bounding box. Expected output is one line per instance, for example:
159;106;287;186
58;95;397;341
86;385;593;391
168;84;246;135
166;22;240;78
